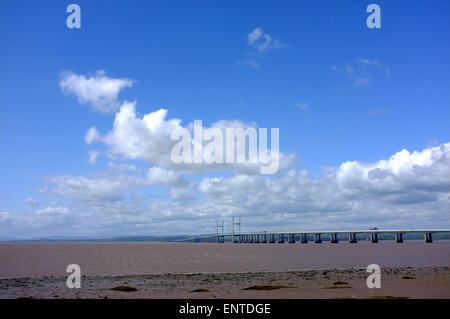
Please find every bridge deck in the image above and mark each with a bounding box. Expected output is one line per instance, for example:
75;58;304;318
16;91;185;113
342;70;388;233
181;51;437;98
180;229;450;241
231;229;450;236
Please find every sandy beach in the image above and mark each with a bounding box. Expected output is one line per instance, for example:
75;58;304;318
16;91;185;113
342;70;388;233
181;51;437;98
0;266;449;299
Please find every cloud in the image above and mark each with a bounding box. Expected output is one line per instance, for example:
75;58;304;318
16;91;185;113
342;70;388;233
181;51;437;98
88;150;101;164
331;58;390;87
45;173;149;202
87;101;296;174
2;70;448;239
59;70;133;113
368;108;388;117
242;28;286;68
357;58;391;78
170;188;196;201
194;143;450;229
25;198;39;207
336;142;450;196
85;127;101;144
147;167;188;187
353;76;370;87
33;206;69;217
0;211;10;223
293;100;309;111
240;58;260;69
86;101;183;167
248;27;285;53
0;142;437;239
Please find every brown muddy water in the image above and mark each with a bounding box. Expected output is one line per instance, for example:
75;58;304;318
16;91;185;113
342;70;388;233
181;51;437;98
0;242;449;279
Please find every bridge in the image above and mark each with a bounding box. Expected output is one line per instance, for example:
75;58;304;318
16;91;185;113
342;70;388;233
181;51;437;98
179;228;450;244
226;229;450;244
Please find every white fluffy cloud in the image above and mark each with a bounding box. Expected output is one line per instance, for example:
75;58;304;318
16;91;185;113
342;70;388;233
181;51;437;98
242;28;286;68
147;167;187;187
88;150;101;164
0;142;441;239
46;174;149;202
194;143;450;230
86;101;296;174
248;27;285;53
170;188;196;201
336;143;450;203
92;102;183;165
59;70;133;113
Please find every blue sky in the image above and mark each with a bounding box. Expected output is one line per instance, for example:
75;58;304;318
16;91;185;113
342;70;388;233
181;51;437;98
0;0;449;239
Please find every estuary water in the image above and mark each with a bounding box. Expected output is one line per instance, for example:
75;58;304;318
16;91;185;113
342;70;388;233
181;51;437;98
0;241;449;278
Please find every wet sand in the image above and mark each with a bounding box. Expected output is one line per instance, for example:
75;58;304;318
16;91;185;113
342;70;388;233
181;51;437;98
0;242;449;298
1;267;449;299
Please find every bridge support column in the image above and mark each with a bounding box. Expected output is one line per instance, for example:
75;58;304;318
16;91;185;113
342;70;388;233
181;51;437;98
330;233;338;243
314;233;322;243
349;233;357;243
370;233;378;243
255;234;260;243
269;234;275;243
288;234;296;243
261;234;267;243
250;234;254;243
395;233;403;243
300;233;308;243
424;232;433;243
277;234;285;243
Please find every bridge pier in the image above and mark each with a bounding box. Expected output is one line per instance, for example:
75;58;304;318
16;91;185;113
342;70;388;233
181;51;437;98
255;234;260;243
395;233;403;243
288;234;296;243
261;234;267;243
424;232;433;243
300;233;308;243
370;233;378;243
269;234;275;243
277;234;285;243
313;233;322;243
250;234;254;243
330;233;338;243
349;233;357;243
